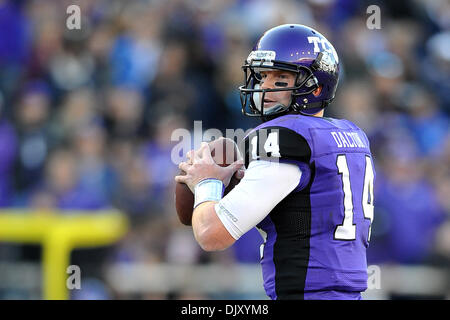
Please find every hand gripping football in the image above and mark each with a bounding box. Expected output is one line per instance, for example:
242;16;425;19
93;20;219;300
175;137;242;226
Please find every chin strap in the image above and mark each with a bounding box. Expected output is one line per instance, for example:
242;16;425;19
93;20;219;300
262;103;287;115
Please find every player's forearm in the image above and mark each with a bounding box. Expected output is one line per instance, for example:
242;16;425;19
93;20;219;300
192;201;234;251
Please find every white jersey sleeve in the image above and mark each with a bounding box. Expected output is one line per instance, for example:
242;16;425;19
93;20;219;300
214;160;302;240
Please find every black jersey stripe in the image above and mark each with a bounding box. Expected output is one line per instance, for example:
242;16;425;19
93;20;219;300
271;162;315;300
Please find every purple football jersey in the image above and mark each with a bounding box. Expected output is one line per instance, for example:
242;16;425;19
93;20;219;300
243;114;375;300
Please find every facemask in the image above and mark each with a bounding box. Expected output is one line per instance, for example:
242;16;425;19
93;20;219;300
252;84;291;115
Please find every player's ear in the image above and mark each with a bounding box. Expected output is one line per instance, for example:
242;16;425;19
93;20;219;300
312;85;322;97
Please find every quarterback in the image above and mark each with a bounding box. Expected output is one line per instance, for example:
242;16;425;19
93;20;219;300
176;24;375;300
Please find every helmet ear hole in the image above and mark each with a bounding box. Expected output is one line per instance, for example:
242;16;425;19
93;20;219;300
312;85;322;97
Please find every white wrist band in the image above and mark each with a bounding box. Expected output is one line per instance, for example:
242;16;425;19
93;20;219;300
194;179;224;209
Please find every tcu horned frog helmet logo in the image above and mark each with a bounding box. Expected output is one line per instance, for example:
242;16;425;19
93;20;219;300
239;24;340;117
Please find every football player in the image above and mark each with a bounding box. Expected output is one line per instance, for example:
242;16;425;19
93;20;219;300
176;24;375;300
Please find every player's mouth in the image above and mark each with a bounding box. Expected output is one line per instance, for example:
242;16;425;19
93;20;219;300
263;99;277;107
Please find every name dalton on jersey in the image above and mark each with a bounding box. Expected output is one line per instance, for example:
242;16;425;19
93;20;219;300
330;131;367;149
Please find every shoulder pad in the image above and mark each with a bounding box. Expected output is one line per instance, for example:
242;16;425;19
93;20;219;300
243;126;311;168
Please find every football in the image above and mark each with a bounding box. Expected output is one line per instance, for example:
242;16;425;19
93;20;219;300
175;137;242;226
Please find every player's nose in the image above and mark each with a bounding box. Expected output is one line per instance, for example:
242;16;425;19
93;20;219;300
260;77;276;89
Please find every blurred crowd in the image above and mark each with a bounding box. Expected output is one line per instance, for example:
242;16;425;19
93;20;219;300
0;0;448;299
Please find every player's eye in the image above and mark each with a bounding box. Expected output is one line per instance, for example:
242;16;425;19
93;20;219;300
255;72;268;81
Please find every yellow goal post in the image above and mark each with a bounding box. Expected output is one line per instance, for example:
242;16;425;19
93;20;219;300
0;209;129;300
